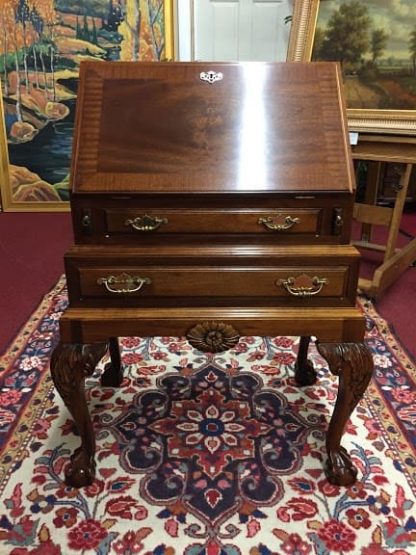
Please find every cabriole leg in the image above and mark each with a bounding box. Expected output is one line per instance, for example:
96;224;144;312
317;341;374;486
294;335;317;386
50;341;108;487
101;337;123;387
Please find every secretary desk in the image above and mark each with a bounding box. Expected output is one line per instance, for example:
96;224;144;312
50;61;374;488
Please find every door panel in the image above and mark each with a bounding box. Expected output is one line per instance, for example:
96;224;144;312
190;0;294;62
194;1;240;61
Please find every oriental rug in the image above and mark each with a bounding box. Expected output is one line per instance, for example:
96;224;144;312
0;277;415;555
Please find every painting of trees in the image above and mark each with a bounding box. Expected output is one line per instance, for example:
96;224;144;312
119;0;166;61
0;0;66;143
0;0;171;208
313;1;370;72
371;29;388;65
311;0;416;111
147;0;165;60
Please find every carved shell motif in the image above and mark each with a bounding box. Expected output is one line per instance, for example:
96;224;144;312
187;321;240;353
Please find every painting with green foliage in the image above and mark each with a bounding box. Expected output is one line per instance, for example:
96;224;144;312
0;0;167;208
312;0;416;111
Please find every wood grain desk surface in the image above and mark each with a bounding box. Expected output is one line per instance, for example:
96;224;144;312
72;61;354;195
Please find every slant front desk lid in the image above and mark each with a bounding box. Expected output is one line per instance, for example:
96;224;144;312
72;61;354;195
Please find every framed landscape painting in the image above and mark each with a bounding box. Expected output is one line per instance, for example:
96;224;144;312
0;0;174;211
288;0;416;135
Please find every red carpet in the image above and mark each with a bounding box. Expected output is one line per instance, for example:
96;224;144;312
402;209;416;237
354;210;416;360
0;212;73;351
0;279;415;554
0;211;415;359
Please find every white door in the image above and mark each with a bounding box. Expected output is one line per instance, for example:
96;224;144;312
177;0;294;62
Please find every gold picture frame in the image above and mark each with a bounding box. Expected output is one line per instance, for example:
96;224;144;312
288;0;416;135
0;0;175;212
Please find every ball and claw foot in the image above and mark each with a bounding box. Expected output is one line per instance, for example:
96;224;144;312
65;447;96;488
317;341;373;487
325;446;358;486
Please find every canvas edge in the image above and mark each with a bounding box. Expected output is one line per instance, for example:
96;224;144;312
0;83;11;211
287;0;416;136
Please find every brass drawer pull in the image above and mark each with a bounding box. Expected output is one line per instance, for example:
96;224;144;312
125;214;168;232
258;215;300;231
278;274;328;297
97;273;152;294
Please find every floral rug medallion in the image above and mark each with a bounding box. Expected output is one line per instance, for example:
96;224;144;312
106;362;322;530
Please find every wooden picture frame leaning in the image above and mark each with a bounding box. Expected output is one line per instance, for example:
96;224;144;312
287;0;416;135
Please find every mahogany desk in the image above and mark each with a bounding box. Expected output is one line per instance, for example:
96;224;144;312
50;62;373;489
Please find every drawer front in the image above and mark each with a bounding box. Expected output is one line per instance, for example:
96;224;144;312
68;262;356;307
72;193;354;245
80;266;348;297
105;209;322;235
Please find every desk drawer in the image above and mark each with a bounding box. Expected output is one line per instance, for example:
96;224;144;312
71;194;354;245
65;246;359;308
105;209;322;235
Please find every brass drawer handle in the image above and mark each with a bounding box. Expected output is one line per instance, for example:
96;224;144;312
258;215;300;231
125;214;168;232
278;274;328;297
97;273;152;294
